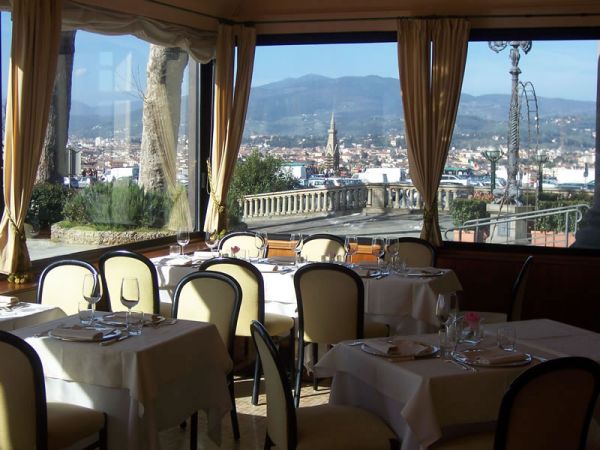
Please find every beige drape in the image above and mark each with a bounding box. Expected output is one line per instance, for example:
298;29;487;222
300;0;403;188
204;24;256;233
62;1;217;63
0;0;63;274
397;19;470;246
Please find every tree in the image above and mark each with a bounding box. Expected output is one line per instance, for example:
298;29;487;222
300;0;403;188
37;30;76;183
227;149;298;226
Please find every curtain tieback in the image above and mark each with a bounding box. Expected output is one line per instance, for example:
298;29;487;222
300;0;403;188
206;160;225;214
6;210;25;242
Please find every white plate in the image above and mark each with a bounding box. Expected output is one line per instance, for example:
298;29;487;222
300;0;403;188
361;342;439;359
452;351;532;368
405;270;444;277
49;327;121;342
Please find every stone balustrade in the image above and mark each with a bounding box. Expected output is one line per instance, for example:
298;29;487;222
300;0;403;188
241;183;474;219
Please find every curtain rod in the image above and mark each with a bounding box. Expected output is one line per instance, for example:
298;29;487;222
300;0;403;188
146;1;600;26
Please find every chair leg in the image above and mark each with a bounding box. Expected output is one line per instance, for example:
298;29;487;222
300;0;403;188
288;326;295;387
190;412;198;450
264;432;273;450
252;355;262;405
294;338;304;408
228;373;240;440
312;343;319;391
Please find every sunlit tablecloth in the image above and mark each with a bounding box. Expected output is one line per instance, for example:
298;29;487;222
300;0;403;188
315;319;598;450
0;302;65;331
153;255;462;331
13;313;233;450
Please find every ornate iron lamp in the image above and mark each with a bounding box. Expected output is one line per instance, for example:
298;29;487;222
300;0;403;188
482;148;503;192
533;149;549;198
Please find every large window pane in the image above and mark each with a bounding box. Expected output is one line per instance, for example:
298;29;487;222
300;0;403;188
26;31;191;260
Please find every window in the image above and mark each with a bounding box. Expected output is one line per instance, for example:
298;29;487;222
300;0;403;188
237;37;597;249
25;30;193;260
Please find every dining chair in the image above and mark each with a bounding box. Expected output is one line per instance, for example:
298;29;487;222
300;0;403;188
98;249;160;314
219;231;267;259
37;259;99;315
250;320;400;450
298;233;346;262
384;237;436;267
0;329;107;450
172;271;242;445
199;257;295;405
293;262;389;407
431;356;600;450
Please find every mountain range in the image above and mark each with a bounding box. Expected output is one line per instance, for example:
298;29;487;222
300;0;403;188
67;74;596;146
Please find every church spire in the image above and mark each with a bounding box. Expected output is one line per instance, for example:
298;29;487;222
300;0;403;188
324;111;339;174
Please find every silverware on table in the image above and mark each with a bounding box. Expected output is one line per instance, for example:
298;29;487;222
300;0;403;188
100;332;130;346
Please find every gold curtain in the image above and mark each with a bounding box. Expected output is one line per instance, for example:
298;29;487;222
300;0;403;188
204;24;256;233
397;19;470;246
0;0;63;274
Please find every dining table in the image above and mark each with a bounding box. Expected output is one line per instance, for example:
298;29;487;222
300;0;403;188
314;318;600;450
0;301;66;331
152;253;463;334
13;312;234;450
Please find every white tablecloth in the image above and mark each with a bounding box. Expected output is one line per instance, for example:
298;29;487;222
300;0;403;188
315;319;599;450
153;255;462;332
13;313;233;450
0;302;65;331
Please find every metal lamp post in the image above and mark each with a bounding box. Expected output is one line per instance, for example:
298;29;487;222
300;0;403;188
534;150;549;198
482;148;503;192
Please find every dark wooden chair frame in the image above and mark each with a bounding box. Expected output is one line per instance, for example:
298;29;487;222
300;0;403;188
0;330;107;450
98;249;160;314
37;258;99;306
507;255;534;321
173;271;243;445
199;257;295;406
218;231;269;258
293;262;365;407
494;356;600;450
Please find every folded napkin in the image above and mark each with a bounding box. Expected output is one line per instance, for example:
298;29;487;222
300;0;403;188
192;251;215;261
364;339;430;357
0;295;19;306
50;327;115;342
459;347;529;366
164;256;193;266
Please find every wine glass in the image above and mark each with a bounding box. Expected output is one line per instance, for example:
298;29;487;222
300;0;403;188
371;237;385;269
82;273;102;325
255;231;268;260
205;231;219;257
344;235;358;267
291;233;303;264
435;293;451;331
120;277;140;330
447;291;460;322
176;229;190;255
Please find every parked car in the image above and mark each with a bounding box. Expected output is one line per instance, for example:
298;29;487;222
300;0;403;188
439;174;470;186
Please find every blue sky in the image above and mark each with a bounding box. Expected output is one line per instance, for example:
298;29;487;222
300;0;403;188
1;12;598;103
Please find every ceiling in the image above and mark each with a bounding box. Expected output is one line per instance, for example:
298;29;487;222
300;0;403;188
149;0;600;23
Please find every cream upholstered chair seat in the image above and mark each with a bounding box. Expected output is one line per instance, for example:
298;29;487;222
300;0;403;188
199;257;295;405
295;404;399;450
47;402;106;450
219;231;266;259
99;250;160;314
37;259;99;315
0;330;107;450
173;271;243;444
294;263;389;406
299;234;346;262
251;321;399;450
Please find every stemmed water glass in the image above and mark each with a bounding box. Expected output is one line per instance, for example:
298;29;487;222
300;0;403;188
371;237;385;269
120;277;140;331
176;229;190;255
255;232;268;261
82;273;102;325
291;233;303;264
344;235;358;267
205;231;219;257
436;292;460;331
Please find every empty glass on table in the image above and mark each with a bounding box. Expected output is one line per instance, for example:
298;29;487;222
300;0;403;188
81;273;102;326
176;229;190;255
344;235;358;267
120;277;140;332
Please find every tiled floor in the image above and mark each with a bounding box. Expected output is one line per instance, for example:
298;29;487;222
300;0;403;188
159;376;331;449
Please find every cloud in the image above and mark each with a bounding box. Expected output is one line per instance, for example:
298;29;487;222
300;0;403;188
74;67;87;77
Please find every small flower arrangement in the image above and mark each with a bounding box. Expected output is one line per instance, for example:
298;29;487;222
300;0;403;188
462;311;483;342
464;311;481;328
231;246;240;256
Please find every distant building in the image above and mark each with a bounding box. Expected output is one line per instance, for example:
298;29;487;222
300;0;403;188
323;113;340;174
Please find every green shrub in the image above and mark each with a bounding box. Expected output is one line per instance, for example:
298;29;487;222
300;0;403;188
27;182;70;229
450;198;489;227
62;180;172;229
534;199;591;232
